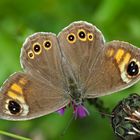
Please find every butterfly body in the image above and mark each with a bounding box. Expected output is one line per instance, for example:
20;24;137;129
66;77;83;105
0;21;140;120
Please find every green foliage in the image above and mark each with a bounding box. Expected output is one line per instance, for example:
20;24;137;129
0;0;140;139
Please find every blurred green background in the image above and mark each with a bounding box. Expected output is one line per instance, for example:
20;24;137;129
0;0;140;140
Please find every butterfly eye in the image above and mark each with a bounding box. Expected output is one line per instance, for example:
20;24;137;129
8;100;21;115
43;40;52;50
67;33;76;44
28;50;34;59
127;60;139;77
33;43;42;54
77;29;86;41
87;33;94;41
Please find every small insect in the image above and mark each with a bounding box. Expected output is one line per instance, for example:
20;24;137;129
1;21;140;121
111;93;140;140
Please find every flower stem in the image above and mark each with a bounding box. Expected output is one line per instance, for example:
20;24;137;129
0;130;31;140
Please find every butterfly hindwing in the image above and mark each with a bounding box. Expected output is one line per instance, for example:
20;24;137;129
85;41;140;98
0;72;70;120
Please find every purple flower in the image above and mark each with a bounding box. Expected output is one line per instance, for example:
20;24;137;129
57;107;66;115
74;104;89;119
56;103;89;119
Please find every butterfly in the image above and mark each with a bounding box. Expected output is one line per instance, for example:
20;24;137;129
0;21;140;120
111;93;140;140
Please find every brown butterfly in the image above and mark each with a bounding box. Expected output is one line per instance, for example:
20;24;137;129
0;21;140;120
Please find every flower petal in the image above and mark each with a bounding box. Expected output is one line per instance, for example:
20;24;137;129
57;107;66;115
74;105;89;119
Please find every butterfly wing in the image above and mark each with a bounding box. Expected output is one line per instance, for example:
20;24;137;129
85;41;140;98
58;21;104;88
21;32;66;88
58;21;140;98
0;32;71;120
0;72;70;120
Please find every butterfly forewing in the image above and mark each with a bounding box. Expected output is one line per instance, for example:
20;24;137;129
21;32;66;88
58;21;105;89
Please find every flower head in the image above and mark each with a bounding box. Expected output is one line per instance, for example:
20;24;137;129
57;103;89;119
57;107;66;115
74;104;89;119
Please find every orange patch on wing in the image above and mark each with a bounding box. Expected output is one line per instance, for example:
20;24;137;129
7;91;17;99
11;83;23;94
7;91;25;103
19;78;27;85
118;52;131;83
115;49;125;63
122;52;131;65
106;48;114;57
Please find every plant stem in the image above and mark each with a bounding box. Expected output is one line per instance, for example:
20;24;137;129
0;130;31;140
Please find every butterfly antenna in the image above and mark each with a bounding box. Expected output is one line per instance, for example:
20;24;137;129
61;114;75;136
